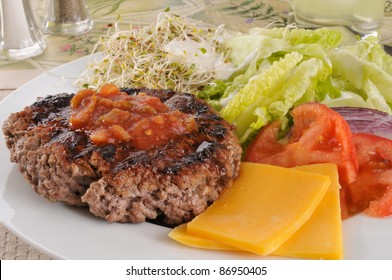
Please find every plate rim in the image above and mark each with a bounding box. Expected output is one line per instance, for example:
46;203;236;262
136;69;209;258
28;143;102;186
1;53;392;260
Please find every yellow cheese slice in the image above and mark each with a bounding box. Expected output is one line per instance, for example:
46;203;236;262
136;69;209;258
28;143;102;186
169;223;240;251
186;163;330;256
169;163;343;260
273;163;343;259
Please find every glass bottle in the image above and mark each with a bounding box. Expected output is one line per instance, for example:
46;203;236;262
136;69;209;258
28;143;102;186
43;0;93;35
0;0;46;60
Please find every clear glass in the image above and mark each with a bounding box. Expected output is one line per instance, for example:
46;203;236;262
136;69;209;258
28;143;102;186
290;0;386;35
0;0;46;60
43;0;93;35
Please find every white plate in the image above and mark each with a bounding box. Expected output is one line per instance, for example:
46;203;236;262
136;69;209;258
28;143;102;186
1;54;392;260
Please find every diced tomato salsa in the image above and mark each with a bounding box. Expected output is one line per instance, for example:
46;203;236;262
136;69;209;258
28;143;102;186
69;84;197;149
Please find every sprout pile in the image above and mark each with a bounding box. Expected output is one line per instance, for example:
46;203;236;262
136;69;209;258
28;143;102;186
76;13;231;93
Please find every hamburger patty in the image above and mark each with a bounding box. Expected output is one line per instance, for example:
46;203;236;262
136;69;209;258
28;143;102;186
2;88;242;225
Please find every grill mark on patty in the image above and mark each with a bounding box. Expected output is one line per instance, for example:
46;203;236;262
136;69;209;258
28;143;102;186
30;93;73;127
2;88;242;225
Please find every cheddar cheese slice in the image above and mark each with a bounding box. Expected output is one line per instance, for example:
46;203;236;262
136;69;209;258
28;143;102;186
169;223;240;251
186;163;330;256
273;163;343;259
169;163;343;259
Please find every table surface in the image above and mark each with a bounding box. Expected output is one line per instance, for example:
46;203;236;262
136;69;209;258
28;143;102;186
1;0;392;260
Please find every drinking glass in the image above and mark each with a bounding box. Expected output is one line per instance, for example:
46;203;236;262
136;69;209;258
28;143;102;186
0;0;46;60
290;0;386;35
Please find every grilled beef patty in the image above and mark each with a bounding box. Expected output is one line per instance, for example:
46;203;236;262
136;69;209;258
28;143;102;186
2;88;242;225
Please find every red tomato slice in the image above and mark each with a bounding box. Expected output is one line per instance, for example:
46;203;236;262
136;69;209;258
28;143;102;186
341;133;392;218
244;102;358;185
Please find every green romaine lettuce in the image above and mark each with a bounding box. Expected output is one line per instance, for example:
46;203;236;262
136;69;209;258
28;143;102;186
220;52;303;124
235;56;324;142
327;45;392;114
198;26;392;146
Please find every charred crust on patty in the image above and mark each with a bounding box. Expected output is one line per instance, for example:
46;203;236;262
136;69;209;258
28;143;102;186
2;88;242;225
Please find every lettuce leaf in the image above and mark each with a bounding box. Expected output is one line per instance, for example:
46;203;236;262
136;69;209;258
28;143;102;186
327;45;392;114
345;36;392;76
220;52;303;124
198;26;392;147
268;58;324;119
249;27;342;48
235;57;324;141
224;34;284;67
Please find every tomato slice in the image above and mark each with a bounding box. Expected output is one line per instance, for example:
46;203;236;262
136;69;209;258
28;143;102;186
244;102;358;185
341;133;392;218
